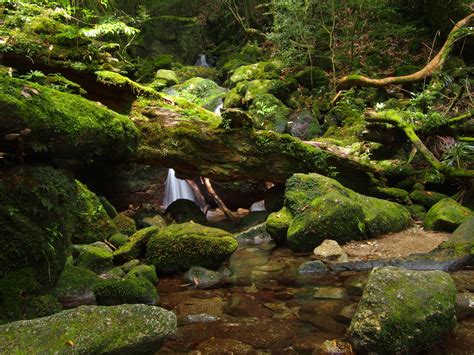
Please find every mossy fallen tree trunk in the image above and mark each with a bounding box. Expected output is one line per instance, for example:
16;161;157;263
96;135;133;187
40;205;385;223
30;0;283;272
134;107;381;189
337;13;474;90
0;76;139;163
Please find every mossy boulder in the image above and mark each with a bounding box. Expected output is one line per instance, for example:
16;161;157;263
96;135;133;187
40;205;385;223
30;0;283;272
113;213;137;236
268;174;411;252
93;277;158;306
141;214;167;228
53;264;101;305
113;226;160;265
0;76;139;163
0;166;115;290
348;267;456;354
146;223;238;273
405;204;427;220
0;268;62;324
175;65;220;82
371;187;411;204
248;93;290;133
266;207;293;244
441;217;474;255
288;108;322;140
0;304;177;353
155;69;179;86
229;62;282;87
108;233;129;248
72;244;113;273
127;265;159;285
167;77;226;111
165;199;207;225
423;198;473;232
410;190;450;209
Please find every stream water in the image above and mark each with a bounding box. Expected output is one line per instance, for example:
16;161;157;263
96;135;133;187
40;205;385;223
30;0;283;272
156;236;474;354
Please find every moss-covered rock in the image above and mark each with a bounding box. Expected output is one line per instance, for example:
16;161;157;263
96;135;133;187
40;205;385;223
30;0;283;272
174;65;219;82
423;198;473;232
113;213;137;236
0;268;62;324
238;211;270;230
248;93;290;133
371;187;411;204
440;217;474;255
0;304;177;353
229;62;282;86
410;190;450;209
268;174;411;251
141;214;167;228
167;77;227;111
288;108;322;140
127;265;159;284
266;207;293;244
108;233;129;248
72;244;113;273
165;199;207;225
155;69;179;86
113;226;160;265
146;223;238;273
0;165;116;290
0;76;139;163
405;204;427;220
295;67;330;89
93;277;158;305
53;263;101;305
348;267;456;354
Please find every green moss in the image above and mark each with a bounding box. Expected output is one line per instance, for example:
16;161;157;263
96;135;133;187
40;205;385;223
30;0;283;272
248;93;290;133
146;223;238;273
155;69;179;86
405;204;427;220
166;77;226;111
113;213;137;236
371;187;410;204
98;196;118;219
266;207;293;244
362;197;412;237
0;268;61;324
96;70;162;98
53;264;101;302
93;277;158;305
175;66;219;82
127;265;158;285
295;67;330;89
113;226;160;265
423;198;473;232
109;233;129;248
0;76;139;162
441;217;474;254
74;181;117;244
229;61;282;86
72;244;113;273
410;190;449;209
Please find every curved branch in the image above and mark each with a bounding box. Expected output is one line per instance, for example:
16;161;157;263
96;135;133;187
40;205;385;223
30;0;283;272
337;13;474;90
365;110;474;179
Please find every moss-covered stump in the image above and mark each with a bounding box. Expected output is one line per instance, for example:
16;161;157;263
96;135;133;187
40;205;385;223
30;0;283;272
423;198;473;232
146;223;238;273
53;263;101;307
0;304;177;353
348;267;456;354
267;174;411;252
0;76;139;163
113;213;137;236
93;277;158;306
165;199;207;225
113;226;160;265
0;165;115;290
72;244;113;273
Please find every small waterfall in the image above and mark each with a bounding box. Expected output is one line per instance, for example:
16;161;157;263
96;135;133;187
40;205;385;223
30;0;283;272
213;98;224;116
195;53;210;68
163;168;198;209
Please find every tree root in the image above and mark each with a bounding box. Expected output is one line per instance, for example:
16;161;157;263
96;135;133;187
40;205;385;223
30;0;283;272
365;110;474;179
337;13;474;90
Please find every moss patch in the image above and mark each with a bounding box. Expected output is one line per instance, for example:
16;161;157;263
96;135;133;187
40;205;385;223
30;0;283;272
93;277;158;306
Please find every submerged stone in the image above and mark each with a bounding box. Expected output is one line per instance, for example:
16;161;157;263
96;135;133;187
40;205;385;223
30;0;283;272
298;260;328;274
348;267;456;354
0;304;177;353
184;266;231;289
313;287;347;300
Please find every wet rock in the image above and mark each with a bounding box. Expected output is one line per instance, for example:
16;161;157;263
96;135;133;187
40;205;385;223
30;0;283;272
184;266;231;289
423;198;473;232
336;303;358;323
343;274;368;296
224;293;274;318
195;338;255;354
0;304;176;353
313;287;347;300
456;293;474;320
146;223;238;273
313;239;348;263
141;214;167;228
182;313;220;325
298;261;328;274
234;223;272;245
288;108;322;140
320;340;354;355
348;267;456;354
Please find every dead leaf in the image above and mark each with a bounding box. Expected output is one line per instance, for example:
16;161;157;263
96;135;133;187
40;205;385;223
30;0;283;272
4;133;20;141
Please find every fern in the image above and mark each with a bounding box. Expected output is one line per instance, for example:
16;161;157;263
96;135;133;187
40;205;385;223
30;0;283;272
81;21;139;39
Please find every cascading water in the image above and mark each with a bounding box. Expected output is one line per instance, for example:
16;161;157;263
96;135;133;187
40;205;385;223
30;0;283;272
194;53;210;68
213;98;224;115
163;168;199;209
